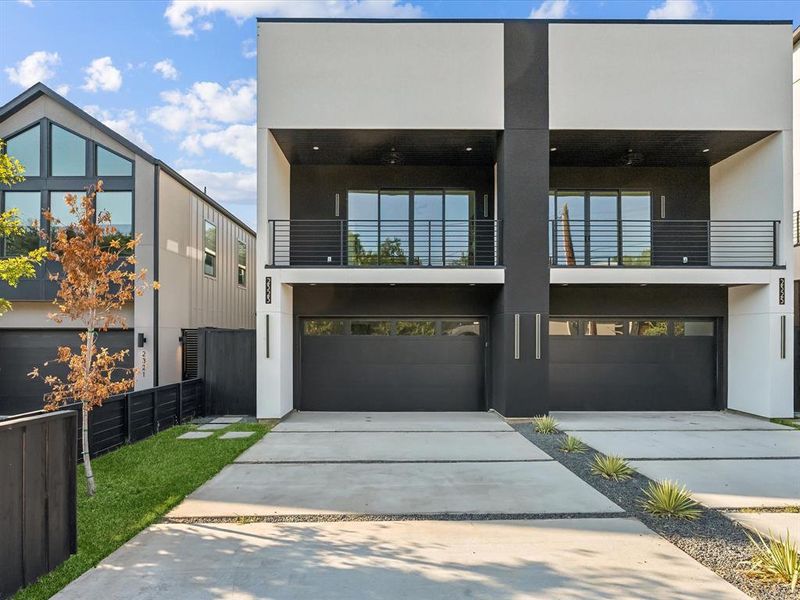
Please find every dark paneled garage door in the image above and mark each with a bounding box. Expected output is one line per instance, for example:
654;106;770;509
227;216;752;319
0;329;134;416
299;317;485;411
549;317;718;411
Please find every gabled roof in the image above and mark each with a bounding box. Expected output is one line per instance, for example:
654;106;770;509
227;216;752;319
0;83;255;236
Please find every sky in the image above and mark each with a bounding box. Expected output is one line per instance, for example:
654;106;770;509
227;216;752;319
2;0;800;227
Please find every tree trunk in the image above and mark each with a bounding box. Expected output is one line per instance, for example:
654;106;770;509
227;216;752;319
82;402;96;496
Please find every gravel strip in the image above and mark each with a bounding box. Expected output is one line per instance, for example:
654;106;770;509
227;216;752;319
514;423;797;600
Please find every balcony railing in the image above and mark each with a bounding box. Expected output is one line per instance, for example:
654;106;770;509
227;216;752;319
269;219;501;267
549;219;778;268
793;210;799;247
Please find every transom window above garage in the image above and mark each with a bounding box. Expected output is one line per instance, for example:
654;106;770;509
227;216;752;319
549;318;714;337
302;318;482;336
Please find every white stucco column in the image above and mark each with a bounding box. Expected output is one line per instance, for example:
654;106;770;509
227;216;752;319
256;128;292;418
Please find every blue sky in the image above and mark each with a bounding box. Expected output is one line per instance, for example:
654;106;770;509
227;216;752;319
1;0;799;227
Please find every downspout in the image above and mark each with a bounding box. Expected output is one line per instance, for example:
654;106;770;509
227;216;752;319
153;163;160;387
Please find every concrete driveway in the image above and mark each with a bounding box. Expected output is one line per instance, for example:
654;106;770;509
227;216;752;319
56;412;748;599
554;411;800;540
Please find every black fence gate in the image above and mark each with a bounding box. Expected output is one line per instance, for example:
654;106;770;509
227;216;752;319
196;328;256;415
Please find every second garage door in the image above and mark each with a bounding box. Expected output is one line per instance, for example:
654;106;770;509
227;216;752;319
299;317;486;411
549;317;718;411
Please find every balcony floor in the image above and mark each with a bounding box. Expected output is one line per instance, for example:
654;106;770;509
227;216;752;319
549;266;783;286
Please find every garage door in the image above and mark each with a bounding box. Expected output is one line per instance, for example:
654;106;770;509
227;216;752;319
0;329;134;416
549;318;718;411
299;317;485;411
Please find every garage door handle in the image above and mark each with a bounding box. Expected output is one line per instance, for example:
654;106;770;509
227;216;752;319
535;313;542;360
514;314;520;360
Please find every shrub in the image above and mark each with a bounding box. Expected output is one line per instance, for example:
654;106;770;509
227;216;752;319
532;415;558;434
745;530;799;591
639;480;701;520
590;453;634;481
559;434;587;453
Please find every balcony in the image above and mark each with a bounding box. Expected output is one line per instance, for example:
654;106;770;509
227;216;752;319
269;219;501;268
549;219;779;269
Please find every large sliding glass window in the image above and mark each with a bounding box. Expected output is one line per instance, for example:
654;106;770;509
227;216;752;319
348;189;475;266
2;191;41;256
6;125;40;177
550;190;651;266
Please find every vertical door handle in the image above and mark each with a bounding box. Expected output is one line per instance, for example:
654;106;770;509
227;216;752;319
514;313;520;360
265;314;270;358
780;314;786;359
334;193;340;217
535;313;542;360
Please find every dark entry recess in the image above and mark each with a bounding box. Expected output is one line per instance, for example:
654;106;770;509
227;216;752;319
299;317;486;411
549;317;718;411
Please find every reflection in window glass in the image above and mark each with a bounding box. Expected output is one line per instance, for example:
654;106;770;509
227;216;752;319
553;191;585;265
379;191;409;265
442;321;480;336
204;221;217;277
397;320;436;336
628;320;668;336
237;240;247;286
444;191;474;266
584;320;625;336
413;191;443;266
49;191;82;239
3;192;40;256
96;146;133;176
622;192;652;265
549;319;579;336
351;321;390;335
304;320;346;335
347;191;378;265
96;191;133;251
6;125;40;177
674;321;714;336
589;191;618;266
51;124;86;176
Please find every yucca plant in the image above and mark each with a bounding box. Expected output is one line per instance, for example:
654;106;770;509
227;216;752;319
559;434;587;453
590;453;635;481
532;415;558;434
745;530;800;592
639;480;702;520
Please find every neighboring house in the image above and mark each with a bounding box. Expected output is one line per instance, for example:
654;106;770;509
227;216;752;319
257;19;794;420
0;84;256;415
792;27;800;415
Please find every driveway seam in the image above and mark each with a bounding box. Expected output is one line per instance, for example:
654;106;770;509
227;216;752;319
625;456;800;461
270;429;516;434
234;458;553;464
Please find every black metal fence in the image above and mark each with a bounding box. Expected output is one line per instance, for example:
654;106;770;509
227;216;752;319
1;411;77;598
549;219;778;267
269;219;502;267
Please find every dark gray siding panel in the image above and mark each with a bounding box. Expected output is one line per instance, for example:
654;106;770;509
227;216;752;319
0;329;133;415
550;285;728;317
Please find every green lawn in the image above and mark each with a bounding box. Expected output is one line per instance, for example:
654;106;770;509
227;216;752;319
771;418;800;431
15;422;269;600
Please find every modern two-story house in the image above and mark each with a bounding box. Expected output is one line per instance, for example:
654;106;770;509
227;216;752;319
257;18;794;420
0;84;256;414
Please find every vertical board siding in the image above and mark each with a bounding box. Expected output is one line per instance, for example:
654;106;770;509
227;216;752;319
0;411;77;598
196;329;256;415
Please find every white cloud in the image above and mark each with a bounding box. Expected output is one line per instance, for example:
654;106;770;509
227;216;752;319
530;0;569;18
241;38;257;59
5;50;60;87
153;59;179;80
647;0;699;19
82;57;122;92
181;123;255;168
178;168;256;210
83;104;153;152
148;78;256;133
18;0;34;7
164;0;423;36
55;84;70;96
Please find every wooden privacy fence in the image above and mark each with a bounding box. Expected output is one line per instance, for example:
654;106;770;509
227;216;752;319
0;411;77;598
197;328;256;416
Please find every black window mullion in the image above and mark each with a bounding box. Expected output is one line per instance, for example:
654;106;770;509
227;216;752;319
408;191;414;266
583;191;590;266
617;190;623;266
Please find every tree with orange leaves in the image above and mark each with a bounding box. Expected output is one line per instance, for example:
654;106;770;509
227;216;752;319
29;181;157;496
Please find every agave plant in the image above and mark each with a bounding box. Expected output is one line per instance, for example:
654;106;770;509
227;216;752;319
532;415;558;434
745;530;800;592
590;453;634;481
639;480;701;520
559;434;587;454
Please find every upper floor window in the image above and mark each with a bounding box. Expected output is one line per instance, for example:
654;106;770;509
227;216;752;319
50;124;86;176
96;145;133;177
96;191;133;250
1;191;41;257
203;221;217;278
49;191;82;240
237;240;247;286
5;124;40;177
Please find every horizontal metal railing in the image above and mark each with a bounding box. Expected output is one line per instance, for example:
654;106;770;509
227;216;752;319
269;219;501;267
549;219;778;268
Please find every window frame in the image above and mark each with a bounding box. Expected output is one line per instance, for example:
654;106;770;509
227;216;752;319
0;190;43;257
4;122;43;178
49;122;89;178
203;220;217;279
95;144;133;177
236;239;247;287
